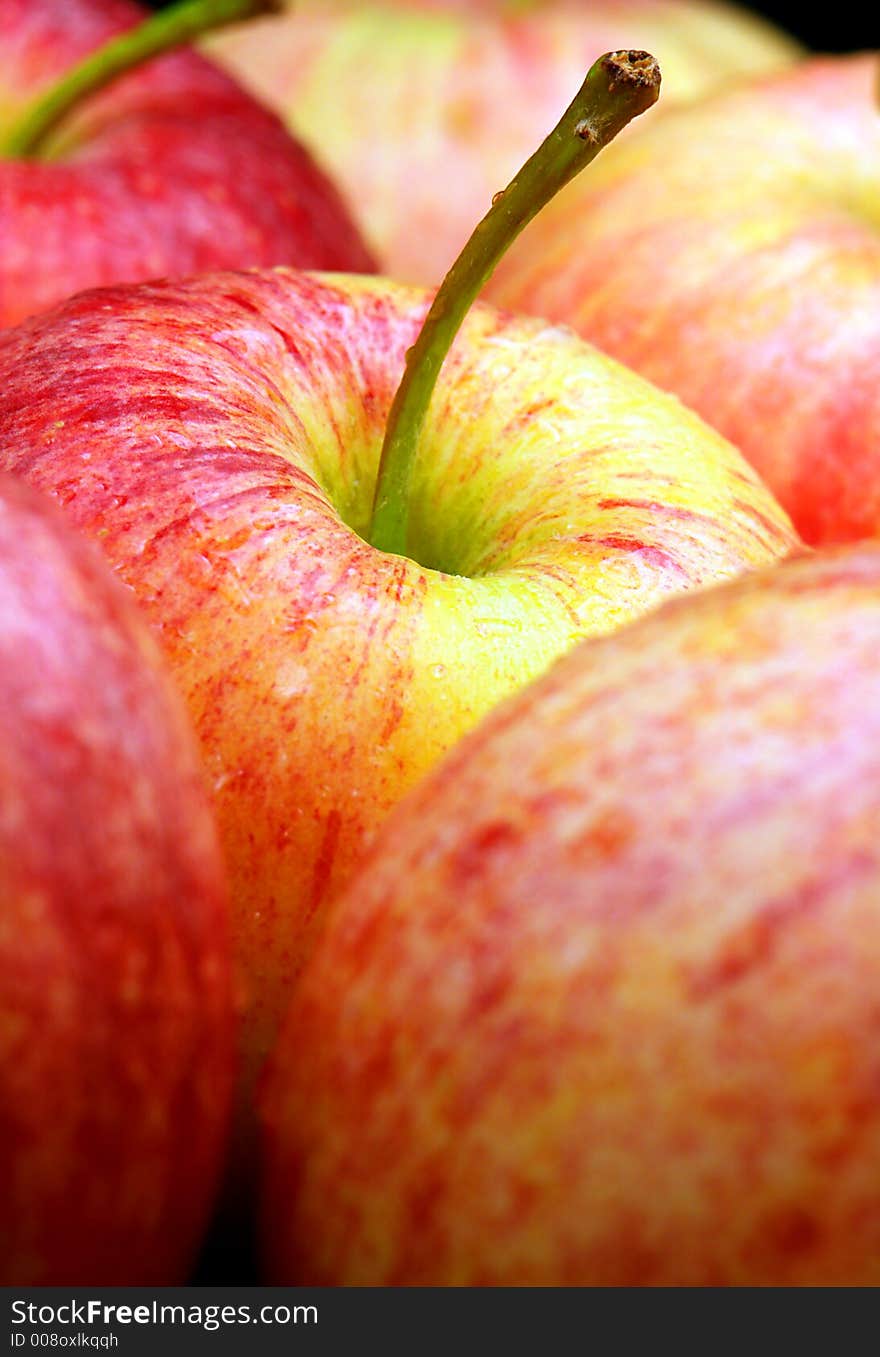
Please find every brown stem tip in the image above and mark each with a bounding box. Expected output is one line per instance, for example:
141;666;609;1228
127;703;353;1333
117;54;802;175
574;50;661;144
602;50;662;92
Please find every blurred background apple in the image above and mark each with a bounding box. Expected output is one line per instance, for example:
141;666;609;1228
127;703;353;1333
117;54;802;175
0;0;374;327
201;0;804;282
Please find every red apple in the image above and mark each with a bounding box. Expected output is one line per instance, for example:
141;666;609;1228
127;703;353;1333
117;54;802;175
261;542;880;1286
0;264;798;1102
0;0;373;328
205;0;801;282
0;473;233;1285
488;53;880;545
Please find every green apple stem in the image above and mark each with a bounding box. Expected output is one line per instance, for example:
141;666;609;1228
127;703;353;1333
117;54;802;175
1;0;283;159
368;50;660;558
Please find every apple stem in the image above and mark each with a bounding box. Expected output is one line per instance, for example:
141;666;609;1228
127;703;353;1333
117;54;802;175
0;0;284;160
368;50;661;558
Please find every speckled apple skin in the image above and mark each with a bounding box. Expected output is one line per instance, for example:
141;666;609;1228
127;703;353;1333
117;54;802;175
0;268;798;1092
262;544;880;1286
0;474;233;1285
0;0;373;328
206;0;799;284
489;55;880;547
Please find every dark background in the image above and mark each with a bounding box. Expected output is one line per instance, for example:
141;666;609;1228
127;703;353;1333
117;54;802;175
743;2;874;50
143;1;875;56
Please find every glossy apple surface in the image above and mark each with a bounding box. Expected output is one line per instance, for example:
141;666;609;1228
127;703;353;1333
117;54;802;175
206;0;800;283
489;54;880;546
0;267;797;1090
0;473;233;1285
0;0;373;327
262;543;880;1286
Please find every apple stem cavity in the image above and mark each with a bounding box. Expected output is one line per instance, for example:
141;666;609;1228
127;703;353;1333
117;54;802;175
368;49;661;559
0;0;284;160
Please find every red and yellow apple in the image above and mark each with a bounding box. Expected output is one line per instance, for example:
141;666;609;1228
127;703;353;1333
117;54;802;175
261;542;880;1286
0;265;798;1093
488;53;880;545
205;0;800;282
0;473;233;1285
0;0;373;328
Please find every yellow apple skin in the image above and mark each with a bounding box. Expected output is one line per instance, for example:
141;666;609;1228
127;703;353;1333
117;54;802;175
205;0;801;283
489;54;880;546
0;269;797;1096
262;543;880;1286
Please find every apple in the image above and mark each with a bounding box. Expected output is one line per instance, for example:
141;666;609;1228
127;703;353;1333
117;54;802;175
487;53;880;546
205;0;801;283
0;472;233;1285
0;0;373;329
261;541;880;1286
0;53;798;1104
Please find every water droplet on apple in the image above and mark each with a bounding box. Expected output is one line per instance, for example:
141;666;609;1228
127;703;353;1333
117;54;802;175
432;664;446;678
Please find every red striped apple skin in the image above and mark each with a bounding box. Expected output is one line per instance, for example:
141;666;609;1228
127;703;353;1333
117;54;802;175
261;544;880;1287
0;474;233;1286
0;0;373;328
206;0;800;284
0;268;798;1094
489;54;880;547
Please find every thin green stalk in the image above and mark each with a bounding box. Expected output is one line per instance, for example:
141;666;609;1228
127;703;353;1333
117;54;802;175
368;49;661;557
2;0;282;159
